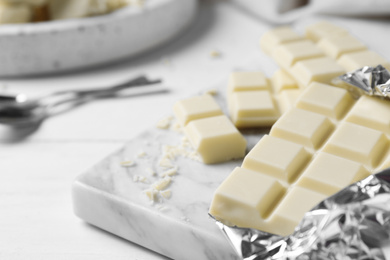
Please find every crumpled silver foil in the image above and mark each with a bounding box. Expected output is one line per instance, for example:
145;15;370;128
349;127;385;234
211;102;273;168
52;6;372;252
213;168;390;260
334;65;390;98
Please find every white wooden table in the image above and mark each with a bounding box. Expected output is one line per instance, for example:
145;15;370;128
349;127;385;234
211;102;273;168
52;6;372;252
1;1;389;259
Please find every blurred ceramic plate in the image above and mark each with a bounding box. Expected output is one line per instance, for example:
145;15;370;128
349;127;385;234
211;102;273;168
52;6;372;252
0;0;197;77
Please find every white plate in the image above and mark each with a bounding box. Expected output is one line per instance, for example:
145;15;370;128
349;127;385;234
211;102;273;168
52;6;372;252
0;0;198;77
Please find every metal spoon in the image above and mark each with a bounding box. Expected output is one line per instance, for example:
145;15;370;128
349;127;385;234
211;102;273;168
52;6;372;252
0;75;166;127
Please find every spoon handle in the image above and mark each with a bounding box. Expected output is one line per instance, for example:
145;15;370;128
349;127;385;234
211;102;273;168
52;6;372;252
40;75;166;117
51;75;161;98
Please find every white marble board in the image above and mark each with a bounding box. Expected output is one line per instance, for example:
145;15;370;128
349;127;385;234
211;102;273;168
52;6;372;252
72;81;268;260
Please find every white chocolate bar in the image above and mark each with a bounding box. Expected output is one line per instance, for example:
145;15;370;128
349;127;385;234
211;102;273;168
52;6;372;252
305;21;348;42
290;56;345;88
227;70;300;128
210;81;390;236
317;34;367;59
210;21;390;236
228;71;270;92
297;152;370;196
259;26;303;55
271;69;298;93
270;107;334;149
345;95;390;134
337;50;390;72
229;90;279;128
261;23;389;90
184;115;247;164
270;37;345;88
231;21;385;128
295;81;354;120
210;167;286;230
272;40;324;71
277;89;301;114
322;122;387;168
266;186;327;236
173;94;223;126
241;135;311;184
173;94;246;164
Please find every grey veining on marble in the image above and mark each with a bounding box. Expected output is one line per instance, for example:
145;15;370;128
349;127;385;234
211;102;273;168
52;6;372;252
72;79;268;260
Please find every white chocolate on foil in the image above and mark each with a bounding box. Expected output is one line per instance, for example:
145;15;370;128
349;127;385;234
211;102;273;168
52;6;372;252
210;81;390;236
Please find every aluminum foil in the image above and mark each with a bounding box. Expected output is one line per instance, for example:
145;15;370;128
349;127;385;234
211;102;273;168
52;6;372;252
333;65;390;98
213;169;390;260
